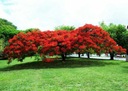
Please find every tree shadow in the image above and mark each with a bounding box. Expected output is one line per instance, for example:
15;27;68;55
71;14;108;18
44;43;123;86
122;66;128;73
0;58;120;71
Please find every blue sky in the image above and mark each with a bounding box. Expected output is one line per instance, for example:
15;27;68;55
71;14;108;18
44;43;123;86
0;0;128;30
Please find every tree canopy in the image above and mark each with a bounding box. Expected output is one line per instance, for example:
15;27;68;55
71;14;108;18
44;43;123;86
54;25;75;31
4;24;126;64
0;18;19;41
100;22;128;52
23;28;40;33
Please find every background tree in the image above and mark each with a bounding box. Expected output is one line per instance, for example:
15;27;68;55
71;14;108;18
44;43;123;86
100;22;127;60
23;28;40;33
0;18;19;41
0;18;20;59
54;25;75;31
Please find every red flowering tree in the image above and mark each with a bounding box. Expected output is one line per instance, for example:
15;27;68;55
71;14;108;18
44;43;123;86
4;24;126;63
75;24;126;59
4;30;43;63
40;30;76;61
4;30;75;63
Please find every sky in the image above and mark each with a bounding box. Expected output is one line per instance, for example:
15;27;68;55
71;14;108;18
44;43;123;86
0;0;128;30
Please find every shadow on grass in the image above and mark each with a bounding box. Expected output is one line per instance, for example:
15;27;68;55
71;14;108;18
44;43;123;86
122;66;128;73
0;58;120;71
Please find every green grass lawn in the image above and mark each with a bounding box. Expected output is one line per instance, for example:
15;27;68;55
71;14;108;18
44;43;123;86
0;57;128;91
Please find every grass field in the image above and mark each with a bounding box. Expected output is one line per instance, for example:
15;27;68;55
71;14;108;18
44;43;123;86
0;57;128;91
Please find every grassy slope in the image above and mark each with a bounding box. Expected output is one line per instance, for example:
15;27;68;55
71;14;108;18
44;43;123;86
0;57;128;91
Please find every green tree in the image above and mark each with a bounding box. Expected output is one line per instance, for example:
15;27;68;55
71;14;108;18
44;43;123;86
54;25;75;31
23;28;40;33
100;22;128;61
0;18;19;41
0;18;20;59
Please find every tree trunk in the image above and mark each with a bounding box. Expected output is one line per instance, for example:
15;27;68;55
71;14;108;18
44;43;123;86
78;52;80;58
86;52;90;58
61;54;65;61
126;49;128;62
65;53;67;58
110;52;114;60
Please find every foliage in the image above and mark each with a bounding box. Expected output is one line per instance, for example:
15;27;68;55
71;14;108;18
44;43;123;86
4;31;42;63
0;18;19;41
23;28;40;33
55;25;75;31
100;22;128;51
75;24;126;54
0;38;4;51
122;32;128;49
4;24;126;63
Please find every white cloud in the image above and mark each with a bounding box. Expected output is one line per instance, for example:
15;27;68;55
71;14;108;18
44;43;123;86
0;0;128;30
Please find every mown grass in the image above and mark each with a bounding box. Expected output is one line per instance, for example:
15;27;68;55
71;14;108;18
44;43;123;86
0;57;128;91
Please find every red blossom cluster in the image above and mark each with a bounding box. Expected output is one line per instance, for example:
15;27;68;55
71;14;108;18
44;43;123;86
4;24;126;63
75;24;126;54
